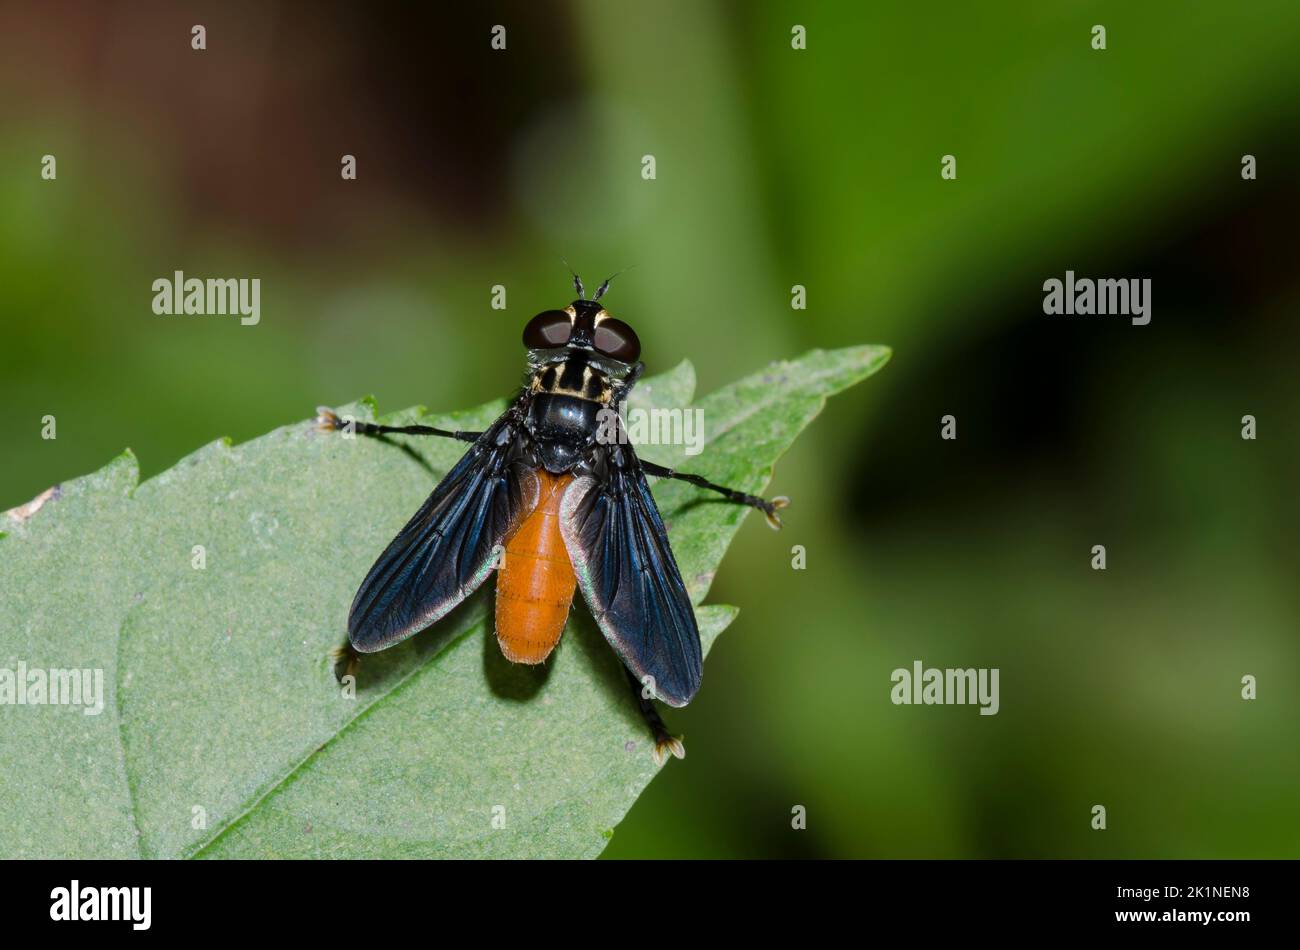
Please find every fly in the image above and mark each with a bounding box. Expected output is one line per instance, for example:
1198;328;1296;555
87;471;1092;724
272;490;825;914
318;272;788;763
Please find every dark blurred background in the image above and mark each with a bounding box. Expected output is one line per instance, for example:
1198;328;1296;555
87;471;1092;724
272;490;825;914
2;1;1297;857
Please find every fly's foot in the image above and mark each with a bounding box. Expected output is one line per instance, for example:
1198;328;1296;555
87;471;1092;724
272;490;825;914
315;407;344;432
763;495;790;531
626;666;686;764
331;641;360;682
652;732;686;766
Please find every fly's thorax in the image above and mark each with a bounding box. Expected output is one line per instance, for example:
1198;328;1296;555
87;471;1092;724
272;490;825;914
525;392;600;473
529;350;613;404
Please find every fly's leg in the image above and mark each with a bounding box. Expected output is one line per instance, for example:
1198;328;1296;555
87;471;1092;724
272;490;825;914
639;460;789;530
316;407;481;443
625;667;685;765
317;405;478;680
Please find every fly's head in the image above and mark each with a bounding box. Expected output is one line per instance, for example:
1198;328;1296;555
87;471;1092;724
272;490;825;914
522;280;642;403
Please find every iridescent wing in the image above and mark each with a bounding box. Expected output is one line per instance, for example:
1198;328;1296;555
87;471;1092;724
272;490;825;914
559;445;701;707
348;414;539;652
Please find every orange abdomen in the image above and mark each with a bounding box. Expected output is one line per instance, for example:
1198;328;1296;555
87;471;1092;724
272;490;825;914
495;471;576;664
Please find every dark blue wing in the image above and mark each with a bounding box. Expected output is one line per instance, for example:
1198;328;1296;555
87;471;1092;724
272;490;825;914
348;415;539;652
559;447;701;707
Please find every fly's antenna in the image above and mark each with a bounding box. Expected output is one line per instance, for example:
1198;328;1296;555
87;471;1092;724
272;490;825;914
562;258;584;299
592;265;635;302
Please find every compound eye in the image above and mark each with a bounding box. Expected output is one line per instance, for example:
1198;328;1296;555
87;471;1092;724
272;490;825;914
593;317;640;363
522;310;572;348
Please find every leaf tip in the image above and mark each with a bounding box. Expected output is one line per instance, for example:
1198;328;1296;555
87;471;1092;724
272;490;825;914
111;448;142;495
673;357;696;384
840;342;892;370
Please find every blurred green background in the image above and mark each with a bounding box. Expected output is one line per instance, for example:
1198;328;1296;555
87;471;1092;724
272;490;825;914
2;1;1297;857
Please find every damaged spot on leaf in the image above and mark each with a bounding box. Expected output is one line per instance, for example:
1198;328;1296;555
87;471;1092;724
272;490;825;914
4;485;62;525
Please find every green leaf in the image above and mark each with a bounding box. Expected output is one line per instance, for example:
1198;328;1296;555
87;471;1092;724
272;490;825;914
0;345;889;859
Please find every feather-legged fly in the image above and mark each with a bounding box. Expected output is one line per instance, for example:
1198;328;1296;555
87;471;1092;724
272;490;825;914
318;272;787;763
